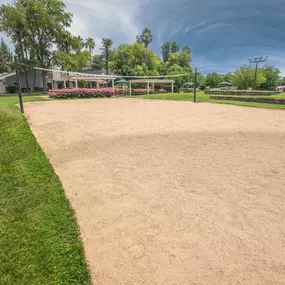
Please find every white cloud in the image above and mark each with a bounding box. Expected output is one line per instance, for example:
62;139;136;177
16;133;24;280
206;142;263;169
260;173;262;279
184;21;209;33
64;0;141;47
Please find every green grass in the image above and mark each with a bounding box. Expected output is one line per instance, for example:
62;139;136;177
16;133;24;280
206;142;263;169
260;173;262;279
135;92;285;109
0;91;45;97
0;95;91;285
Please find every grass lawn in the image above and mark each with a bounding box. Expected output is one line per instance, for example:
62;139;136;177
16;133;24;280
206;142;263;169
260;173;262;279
135;92;285;109
0;91;45;97
0;95;91;285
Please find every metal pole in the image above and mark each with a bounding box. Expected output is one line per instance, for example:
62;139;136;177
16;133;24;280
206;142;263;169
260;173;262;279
129;82;131;96
249;56;268;90
147;82;149;94
15;57;24;113
253;62;258;90
171;82;174;93
33;68;36;92
112;79;115;92
194;67;197;103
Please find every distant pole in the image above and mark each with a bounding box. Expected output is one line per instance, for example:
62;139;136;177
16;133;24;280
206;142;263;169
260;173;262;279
194;67;197;103
253;62;258;89
33;68;36;92
15;56;24;113
112;79;115;93
249;56;268;89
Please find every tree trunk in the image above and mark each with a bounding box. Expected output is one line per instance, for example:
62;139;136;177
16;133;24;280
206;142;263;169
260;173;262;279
17;32;30;94
145;46;148;65
33;68;36;91
144;46;148;74
24;46;28;63
105;47;109;75
42;70;47;94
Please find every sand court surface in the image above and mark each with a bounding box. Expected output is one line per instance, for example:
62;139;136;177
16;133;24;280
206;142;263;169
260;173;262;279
25;98;285;284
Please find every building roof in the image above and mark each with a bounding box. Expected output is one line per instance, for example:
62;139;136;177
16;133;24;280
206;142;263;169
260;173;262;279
0;72;16;80
129;79;174;84
80;68;116;76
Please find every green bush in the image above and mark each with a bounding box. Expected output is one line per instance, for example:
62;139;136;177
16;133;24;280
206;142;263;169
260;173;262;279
6;86;16;93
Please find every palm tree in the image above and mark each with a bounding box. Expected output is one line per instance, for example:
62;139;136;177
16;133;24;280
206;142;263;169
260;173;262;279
101;38;113;75
77;36;84;50
59;31;73;54
85;37;95;65
137;28;153;65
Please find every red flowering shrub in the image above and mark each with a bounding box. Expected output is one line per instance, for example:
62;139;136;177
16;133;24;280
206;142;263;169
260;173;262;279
157;89;167;93
48;88;116;99
48;87;169;98
132;89;155;94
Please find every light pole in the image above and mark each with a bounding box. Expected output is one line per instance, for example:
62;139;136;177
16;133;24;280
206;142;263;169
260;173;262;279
248;56;268;89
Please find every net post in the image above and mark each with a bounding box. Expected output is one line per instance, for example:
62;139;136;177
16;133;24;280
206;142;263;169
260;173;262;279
15;56;24;113
194;68;197;103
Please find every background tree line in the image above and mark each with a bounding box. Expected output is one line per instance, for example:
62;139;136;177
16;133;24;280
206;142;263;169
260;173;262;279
0;0;193;89
0;0;283;91
203;65;282;90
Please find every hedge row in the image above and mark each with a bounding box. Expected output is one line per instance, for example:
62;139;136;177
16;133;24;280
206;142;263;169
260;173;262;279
210;96;285;104
205;90;281;96
48;88;115;98
48;88;167;98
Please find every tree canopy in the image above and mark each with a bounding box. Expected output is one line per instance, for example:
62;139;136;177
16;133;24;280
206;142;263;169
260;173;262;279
3;1;281;92
170;41;179;53
161;42;171;62
101;38;113;74
0;38;13;73
231;65;266;90
204;72;223;88
260;65;281;90
109;43;159;76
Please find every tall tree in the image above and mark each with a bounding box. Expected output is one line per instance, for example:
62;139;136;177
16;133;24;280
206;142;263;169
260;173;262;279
91;54;103;69
260;65;281;90
55;50;90;71
205;72;223;88
85;37;95;65
0;3;30;92
101;38;113;75
1;0;72;93
170;41;179;53
196;72;205;87
57;31;73;54
136;28;153;65
109;43;160;76
0;38;13;73
279;77;285;86
179;50;191;69
56;32;90;71
167;52;180;68
166;64;189;87
232;65;265;90
109;44;136;76
161;42;171;62
182;45;191;54
223;72;234;83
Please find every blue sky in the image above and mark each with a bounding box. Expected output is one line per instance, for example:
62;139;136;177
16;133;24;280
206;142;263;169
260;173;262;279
1;0;285;74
